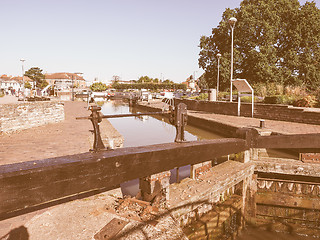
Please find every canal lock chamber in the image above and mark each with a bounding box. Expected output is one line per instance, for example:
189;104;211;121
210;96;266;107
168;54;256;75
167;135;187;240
98;100;320;239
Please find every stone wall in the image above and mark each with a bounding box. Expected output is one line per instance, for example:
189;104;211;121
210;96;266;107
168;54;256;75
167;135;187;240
176;99;320;125
0;101;65;134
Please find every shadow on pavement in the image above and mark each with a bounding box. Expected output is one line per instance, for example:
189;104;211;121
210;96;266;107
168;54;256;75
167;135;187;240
0;226;29;240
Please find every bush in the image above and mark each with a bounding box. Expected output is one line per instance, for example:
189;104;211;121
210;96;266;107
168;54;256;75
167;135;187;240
90;82;108;92
263;95;296;105
195;93;208;100
253;83;267;98
240;96;261;103
292;96;316;108
266;83;284;96
285;85;308;97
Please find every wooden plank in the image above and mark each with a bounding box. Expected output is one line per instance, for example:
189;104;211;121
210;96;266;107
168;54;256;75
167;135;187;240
0;138;247;219
256;191;320;210
255;133;320;149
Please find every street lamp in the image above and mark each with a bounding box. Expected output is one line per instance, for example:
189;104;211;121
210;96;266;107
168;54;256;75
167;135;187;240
229;17;237;102
216;53;221;100
20;59;25;97
71;72;83;101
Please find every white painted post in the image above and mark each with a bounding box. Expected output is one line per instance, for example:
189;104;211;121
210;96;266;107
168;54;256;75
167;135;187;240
238;92;241;116
252;90;254;118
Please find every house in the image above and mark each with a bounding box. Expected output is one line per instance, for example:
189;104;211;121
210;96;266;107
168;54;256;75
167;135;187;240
0;75;30;94
45;72;86;91
182;76;199;92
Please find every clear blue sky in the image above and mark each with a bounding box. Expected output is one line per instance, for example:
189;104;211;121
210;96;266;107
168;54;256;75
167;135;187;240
0;0;317;83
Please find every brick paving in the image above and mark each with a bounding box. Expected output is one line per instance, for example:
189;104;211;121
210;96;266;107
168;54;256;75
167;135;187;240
188;111;320;135
0;95;18;104
0;101;92;165
138;100;320;135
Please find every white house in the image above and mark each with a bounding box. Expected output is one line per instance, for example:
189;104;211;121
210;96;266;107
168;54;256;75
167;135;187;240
0;75;24;94
45;72;86;91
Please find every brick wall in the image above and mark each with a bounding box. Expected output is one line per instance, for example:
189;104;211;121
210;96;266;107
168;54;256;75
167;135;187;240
0;101;65;134
176;99;320;125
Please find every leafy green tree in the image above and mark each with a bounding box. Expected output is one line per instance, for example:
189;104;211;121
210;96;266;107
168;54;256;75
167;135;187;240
162;79;174;84
112;82;186;90
90;82;108;92
138;76;152;83
198;74;209;90
24;67;48;89
24;81;32;89
199;0;320;91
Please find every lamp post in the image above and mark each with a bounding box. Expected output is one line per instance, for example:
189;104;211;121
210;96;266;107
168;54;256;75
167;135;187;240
229;17;237;102
216;53;221;99
20;59;25;97
193;71;198;92
71;72;83;101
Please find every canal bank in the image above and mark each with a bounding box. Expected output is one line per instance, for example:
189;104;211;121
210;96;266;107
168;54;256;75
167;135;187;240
135;99;320;136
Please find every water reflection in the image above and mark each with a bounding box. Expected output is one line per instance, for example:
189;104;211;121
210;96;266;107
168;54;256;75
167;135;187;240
101;100;224;196
101;100;297;196
101;100;223;148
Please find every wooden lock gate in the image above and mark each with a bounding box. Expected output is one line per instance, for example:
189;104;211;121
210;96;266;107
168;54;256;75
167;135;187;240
76;102;188;151
1;106;320;220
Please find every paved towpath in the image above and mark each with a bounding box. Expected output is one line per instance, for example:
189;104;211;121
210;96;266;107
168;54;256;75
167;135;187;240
138;100;320;135
0;95;18;104
0;101;93;165
188;111;320;135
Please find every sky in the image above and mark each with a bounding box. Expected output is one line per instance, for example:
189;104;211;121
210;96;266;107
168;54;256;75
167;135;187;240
0;0;318;84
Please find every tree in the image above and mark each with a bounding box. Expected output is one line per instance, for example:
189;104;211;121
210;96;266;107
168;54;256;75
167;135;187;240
138;76;152;83
24;81;32;89
24;67;48;89
90;82;108;92
162;79;174;84
199;0;320;91
198;74;209;90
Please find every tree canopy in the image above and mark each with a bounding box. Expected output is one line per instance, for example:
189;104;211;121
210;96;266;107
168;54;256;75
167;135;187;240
199;0;320;91
90;82;108;92
111;75;181;90
112;82;186;91
24;67;48;89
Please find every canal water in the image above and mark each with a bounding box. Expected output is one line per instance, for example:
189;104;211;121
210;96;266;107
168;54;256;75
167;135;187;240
101;100;224;196
101;100;297;196
101;100;223;147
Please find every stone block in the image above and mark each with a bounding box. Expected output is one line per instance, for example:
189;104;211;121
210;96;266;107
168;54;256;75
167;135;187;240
190;161;212;179
139;171;171;206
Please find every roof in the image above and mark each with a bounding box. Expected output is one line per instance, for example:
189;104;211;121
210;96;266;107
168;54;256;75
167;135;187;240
45;72;84;80
0;75;31;83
